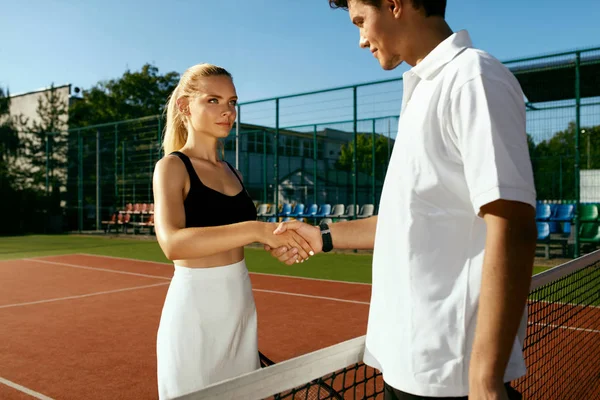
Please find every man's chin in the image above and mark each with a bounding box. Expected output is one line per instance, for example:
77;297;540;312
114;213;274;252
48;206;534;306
380;57;403;71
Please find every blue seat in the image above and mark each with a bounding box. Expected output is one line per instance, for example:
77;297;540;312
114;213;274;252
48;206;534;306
537;222;550;241
313;204;332;219
548;221;561;234
288;203;305;217
535;204;552;221
278;203;292;217
536;222;551;259
550;204;574;222
299;204;319;219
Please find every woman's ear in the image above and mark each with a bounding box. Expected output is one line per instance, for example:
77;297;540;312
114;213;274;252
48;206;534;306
176;96;190;116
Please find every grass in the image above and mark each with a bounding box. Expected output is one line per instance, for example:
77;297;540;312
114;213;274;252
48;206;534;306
0;234;555;284
0;234;375;283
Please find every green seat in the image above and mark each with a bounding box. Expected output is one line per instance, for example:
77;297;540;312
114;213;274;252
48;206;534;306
579;222;600;244
579;204;599;222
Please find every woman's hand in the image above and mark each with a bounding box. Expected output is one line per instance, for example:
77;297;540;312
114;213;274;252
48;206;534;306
259;223;315;263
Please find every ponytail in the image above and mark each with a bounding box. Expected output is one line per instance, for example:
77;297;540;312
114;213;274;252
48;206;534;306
162;86;188;155
161;63;233;158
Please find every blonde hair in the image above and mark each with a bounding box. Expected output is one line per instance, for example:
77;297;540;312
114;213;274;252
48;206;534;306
162;63;233;156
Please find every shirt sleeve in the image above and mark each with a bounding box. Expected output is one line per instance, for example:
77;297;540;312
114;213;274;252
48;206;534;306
444;74;537;216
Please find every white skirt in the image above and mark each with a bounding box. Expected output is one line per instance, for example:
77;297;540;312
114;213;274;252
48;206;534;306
156;259;260;400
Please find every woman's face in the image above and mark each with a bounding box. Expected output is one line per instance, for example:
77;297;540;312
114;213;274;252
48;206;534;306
184;75;238;139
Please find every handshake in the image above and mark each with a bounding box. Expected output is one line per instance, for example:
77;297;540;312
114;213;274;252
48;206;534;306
259;220;323;265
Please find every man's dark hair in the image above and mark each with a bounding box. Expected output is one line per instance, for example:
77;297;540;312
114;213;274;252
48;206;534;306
329;0;446;18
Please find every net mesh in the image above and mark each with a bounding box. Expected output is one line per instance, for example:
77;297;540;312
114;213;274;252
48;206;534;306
512;255;600;399
176;252;600;400
265;362;381;400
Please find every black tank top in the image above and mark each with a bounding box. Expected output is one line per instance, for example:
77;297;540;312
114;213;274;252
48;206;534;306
170;151;257;228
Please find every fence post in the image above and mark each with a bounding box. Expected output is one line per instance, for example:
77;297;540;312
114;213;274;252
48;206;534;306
148;140;153;201
574;52;581;257
96;129;101;231
274;99;279;220
122;141;125;209
78;131;83;232
114;124;118;207
45;133;50;198
236;104;240;169
313;124;318;206
372;119;376;208
353;87;358;220
263;130;267;203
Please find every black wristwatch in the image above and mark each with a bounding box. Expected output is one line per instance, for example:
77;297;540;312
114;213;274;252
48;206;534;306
319;222;333;253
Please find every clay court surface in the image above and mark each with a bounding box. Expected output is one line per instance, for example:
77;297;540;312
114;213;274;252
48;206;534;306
0;253;373;400
1;252;598;400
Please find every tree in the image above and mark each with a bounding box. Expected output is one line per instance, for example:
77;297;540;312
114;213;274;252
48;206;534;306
335;133;392;181
0;87;19;181
19;84;69;212
0;86;49;235
528;121;600;201
69;63;179;127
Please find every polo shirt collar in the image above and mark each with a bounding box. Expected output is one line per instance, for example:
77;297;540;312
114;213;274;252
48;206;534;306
411;30;473;80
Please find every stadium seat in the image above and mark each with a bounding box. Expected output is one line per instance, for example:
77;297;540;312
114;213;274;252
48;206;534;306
313;204;332;220
550;204;574;222
102;213;118;233
340;204;359;219
579;222;600;246
299;204;319;219
326;204;345;220
118;213;131;234
579;204;599;222
357;204;375;219
288;203;305;218
256;204;270;220
262;204;276;220
535;204;552;221
278;203;292;217
536;221;551;259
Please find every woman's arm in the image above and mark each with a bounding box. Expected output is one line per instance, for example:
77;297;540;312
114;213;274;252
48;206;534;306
153;156;313;260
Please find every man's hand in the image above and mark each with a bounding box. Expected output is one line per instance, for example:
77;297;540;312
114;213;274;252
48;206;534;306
469;380;510;400
264;221;322;265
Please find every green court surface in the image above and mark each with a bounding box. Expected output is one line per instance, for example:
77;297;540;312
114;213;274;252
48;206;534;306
0;234;548;281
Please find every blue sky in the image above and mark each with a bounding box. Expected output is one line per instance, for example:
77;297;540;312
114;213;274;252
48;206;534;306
1;0;599;103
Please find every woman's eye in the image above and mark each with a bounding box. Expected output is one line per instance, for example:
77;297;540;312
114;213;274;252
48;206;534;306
230;100;237;106
208;98;218;104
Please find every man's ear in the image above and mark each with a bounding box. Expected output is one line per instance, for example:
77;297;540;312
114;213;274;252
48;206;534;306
384;0;403;19
176;96;190;115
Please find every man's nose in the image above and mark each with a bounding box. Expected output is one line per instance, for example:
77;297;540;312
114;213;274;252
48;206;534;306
359;35;369;49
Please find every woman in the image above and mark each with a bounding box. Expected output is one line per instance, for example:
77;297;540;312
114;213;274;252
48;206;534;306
153;63;314;399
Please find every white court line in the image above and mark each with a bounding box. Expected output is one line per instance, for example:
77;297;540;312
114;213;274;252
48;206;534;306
530;322;600;334
14;259;369;306
0;376;54;399
253;289;370;305
75;253;373;286
0;282;169;309
23;258;170;281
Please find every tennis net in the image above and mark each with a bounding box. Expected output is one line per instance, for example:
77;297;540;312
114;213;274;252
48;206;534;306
175;250;600;400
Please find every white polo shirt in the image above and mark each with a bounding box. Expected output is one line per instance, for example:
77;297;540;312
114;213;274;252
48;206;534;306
362;30;536;397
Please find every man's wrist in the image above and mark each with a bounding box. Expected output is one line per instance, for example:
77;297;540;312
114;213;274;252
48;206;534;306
319;222;333;252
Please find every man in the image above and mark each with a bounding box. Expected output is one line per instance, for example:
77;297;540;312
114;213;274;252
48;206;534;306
265;1;537;399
